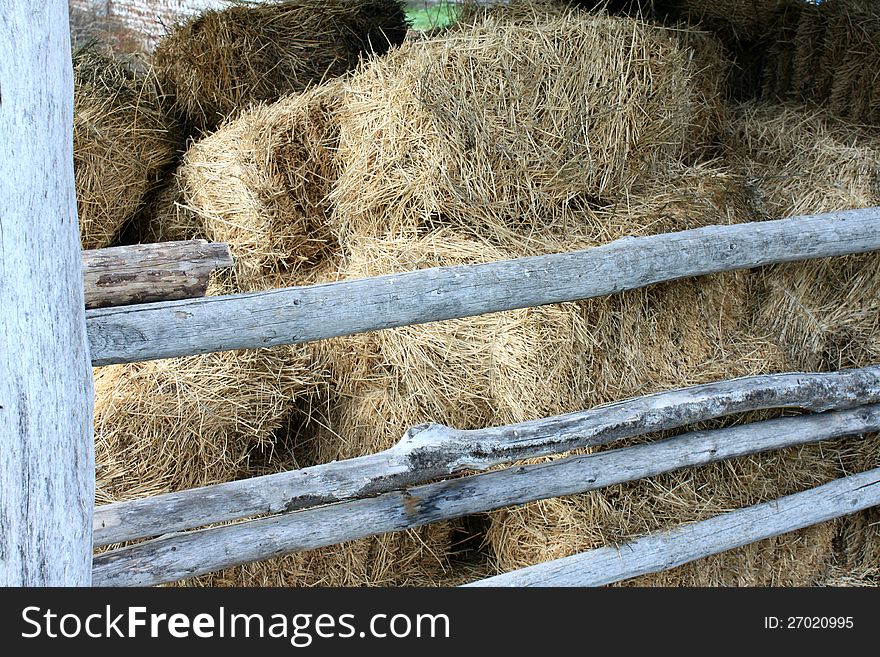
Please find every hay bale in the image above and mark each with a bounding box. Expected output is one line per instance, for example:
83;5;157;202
153;0;408;134
727;103;880;220
724;102;880;583
74;47;182;249
725;104;880;371
782;0;880;123
761;2;803;101
791;2;827;99
128;167;204;244
825;7;880;124
329;10;729;244
673;0;804;44
265;230;592;586
94;343;322;506
480;163;853;586
179;80;346;290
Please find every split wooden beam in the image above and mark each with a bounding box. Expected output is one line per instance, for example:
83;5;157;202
87;207;880;366
82;240;232;309
464;467;880;587
91;404;880;586
92;365;880;547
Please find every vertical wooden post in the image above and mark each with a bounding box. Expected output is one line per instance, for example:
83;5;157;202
0;2;94;585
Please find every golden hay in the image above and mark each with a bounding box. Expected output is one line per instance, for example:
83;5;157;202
477;161;859;585
760;3;803;101
153;0;408;134
767;0;880;122
94;344;322;505
259;231;593;586
329;10;728;244
179;80;346;290
726;103;880;371
823;3;880;125
129;167;204;244
726;103;880;220
721;101;880;583
74;47;182;249
672;0;804;44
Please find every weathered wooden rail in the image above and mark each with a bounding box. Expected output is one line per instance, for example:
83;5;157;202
86;207;880;366
82;240;232;309
93;404;880;586
464;466;880;587
93;365;880;547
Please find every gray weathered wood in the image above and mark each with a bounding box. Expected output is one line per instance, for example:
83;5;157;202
93;365;880;547
82;240;232;309
87;207;880;365
0;2;94;585
92;404;880;586
464;467;880;587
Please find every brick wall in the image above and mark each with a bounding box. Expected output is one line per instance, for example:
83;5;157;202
69;0;230;51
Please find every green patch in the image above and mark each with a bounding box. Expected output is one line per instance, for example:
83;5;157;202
405;1;459;31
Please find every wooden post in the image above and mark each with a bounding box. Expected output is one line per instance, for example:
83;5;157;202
0;2;94;585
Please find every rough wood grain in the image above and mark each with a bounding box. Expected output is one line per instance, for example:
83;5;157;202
93;365;880;547
82;240;232;309
87;207;880;365
92;405;880;586
0;2;94;586
464;467;880;587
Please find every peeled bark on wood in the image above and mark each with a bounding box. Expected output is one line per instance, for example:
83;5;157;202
86;207;880;366
464;467;880;587
92;404;880;586
0;1;94;586
93;365;880;547
82;240;232;309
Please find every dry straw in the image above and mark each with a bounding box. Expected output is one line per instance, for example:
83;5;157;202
480;161;855;585
153;0;408;134
179;80;347;290
672;0;803;44
727;103;880;372
74;47;182;249
293;230;594;586
130;167;204;244
329;8;728;244
94;343;324;507
725;102;880;582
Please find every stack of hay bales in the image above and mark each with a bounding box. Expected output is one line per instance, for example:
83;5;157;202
91;0;406;576
91;1;880;587
74;47;182;249
153;0;409;135
178;80;347;290
155;6;739;586
329;9;727;245
786;0;880;124
726;102;880;582
478;167;847;587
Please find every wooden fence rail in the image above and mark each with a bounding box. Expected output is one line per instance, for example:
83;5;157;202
87;207;880;366
94;365;880;547
82;240;232;309
92;404;880;585
464;467;880;587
